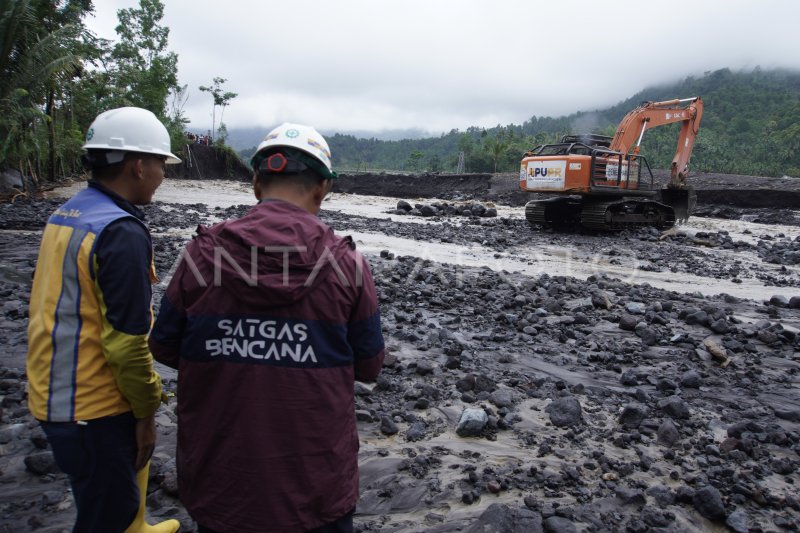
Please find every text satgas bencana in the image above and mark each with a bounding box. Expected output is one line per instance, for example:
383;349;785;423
204;318;318;363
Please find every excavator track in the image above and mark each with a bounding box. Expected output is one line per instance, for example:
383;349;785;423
580;199;676;231
525;198;583;227
525;201;547;225
526;197;676;231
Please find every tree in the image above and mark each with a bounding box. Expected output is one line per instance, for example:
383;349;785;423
0;0;89;178
457;133;475;159
0;0;188;181
217;122;229;145
39;1;96;181
406;150;423;171
199;77;237;143
483;134;510;173
165;83;190;152
110;0;178;117
428;154;441;172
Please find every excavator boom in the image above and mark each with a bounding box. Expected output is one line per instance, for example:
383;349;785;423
611;97;703;186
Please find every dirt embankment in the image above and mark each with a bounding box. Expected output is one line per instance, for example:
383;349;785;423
166;144;251;181
334;171;800;210
335;173;493;199
159;144;800;209
7;142;793;211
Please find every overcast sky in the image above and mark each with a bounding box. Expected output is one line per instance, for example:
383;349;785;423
85;0;800;137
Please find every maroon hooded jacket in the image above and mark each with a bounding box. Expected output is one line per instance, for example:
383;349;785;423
149;199;385;532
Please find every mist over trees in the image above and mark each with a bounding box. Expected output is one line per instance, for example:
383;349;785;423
241;69;800;178
613;68;800;178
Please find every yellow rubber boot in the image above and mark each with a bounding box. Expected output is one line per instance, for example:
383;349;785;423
124;460;181;533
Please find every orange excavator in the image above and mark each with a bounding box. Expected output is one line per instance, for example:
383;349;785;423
520;97;703;230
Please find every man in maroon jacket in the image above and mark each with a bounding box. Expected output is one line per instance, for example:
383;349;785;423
149;123;385;533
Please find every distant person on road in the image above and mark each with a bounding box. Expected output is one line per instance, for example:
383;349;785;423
149;122;386;533
26;107;181;533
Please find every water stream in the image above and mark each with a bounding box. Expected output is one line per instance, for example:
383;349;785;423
44;180;799;302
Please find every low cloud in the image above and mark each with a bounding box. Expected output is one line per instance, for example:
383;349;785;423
89;0;800;136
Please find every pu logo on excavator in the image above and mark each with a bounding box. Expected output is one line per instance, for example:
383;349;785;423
530;167;562;178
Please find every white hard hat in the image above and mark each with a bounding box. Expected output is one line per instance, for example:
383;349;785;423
252;123;334;176
83;107;181;164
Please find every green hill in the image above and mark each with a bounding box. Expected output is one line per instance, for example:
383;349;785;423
242;68;800;178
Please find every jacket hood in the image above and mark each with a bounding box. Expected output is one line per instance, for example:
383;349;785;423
190;200;353;307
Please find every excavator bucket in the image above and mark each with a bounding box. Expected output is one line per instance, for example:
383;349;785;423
660;187;696;223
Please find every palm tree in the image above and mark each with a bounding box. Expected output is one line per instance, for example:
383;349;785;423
484;135;510;173
0;0;85;177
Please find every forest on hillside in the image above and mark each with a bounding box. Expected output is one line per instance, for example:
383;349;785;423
242;69;799;178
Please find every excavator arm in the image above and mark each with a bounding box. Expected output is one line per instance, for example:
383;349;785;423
610;97;704;188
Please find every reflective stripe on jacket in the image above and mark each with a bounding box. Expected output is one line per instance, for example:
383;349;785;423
27;185;162;422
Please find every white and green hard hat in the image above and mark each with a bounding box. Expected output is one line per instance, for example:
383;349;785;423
83;107;181;165
251;122;337;180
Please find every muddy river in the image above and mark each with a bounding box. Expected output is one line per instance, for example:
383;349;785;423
45;180;800;302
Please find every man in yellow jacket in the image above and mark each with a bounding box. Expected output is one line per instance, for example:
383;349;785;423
26;107;181;533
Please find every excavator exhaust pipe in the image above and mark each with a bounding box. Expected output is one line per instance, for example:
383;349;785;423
660;187;696;224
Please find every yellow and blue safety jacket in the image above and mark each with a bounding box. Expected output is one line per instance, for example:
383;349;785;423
27;181;163;422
